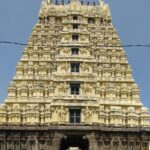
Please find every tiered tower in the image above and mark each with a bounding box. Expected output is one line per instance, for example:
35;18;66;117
0;0;149;150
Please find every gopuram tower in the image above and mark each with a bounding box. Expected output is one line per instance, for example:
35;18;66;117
0;0;150;150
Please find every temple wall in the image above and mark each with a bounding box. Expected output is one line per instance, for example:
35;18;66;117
0;126;149;150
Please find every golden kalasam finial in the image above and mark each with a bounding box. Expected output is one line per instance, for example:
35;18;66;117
43;0;52;4
99;0;104;5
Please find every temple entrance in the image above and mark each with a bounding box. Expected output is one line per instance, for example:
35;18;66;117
60;135;89;150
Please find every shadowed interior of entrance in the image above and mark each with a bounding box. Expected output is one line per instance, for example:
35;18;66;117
60;135;89;150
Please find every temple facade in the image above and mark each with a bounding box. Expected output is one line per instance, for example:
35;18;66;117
0;0;150;150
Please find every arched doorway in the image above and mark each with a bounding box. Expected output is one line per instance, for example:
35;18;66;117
60;135;89;150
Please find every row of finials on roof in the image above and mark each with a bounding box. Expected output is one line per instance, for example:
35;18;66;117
50;0;98;6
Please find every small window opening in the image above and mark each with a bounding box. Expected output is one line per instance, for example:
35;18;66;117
71;48;79;55
55;17;62;23
73;24;79;29
69;109;81;123
88;18;95;24
107;19;111;24
100;18;104;24
71;63;80;73
70;83;80;95
72;34;79;41
73;16;78;20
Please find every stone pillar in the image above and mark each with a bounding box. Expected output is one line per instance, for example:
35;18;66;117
87;133;98;150
46;139;53;150
135;139;140;150
141;135;149;150
28;136;39;150
135;142;140;150
28;140;35;150
20;137;27;150
118;138;122;150
39;136;45;150
120;139;128;150
97;140;104;150
145;143;149;150
128;141;134;150
52;133;63;150
113;141;120;150
13;140;20;150
0;140;5;150
104;140;111;150
6;136;13;150
39;133;54;150
33;138;39;150
111;137;121;150
127;136;135;150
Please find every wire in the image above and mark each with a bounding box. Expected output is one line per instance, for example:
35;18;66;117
0;41;150;48
0;41;27;46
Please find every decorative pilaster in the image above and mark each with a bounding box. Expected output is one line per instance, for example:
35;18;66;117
6;136;13;150
52;133;63;150
28;135;38;150
13;140;20;150
87;133;98;150
21;137;27;150
0;136;5;150
121;138;128;150
141;135;149;150
112;138;120;150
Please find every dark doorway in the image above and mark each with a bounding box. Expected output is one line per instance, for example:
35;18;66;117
61;135;89;150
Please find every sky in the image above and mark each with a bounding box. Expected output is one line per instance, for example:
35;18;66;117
0;0;150;108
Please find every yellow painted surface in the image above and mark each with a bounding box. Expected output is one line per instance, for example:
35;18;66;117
0;0;149;127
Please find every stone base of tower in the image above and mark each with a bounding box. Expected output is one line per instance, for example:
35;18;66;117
0;125;149;150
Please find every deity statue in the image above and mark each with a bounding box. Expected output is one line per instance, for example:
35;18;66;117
58;83;68;93
84;64;90;72
81;83;92;95
61;63;69;72
57;106;67;122
80;49;87;55
84;107;91;123
63;48;69;54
